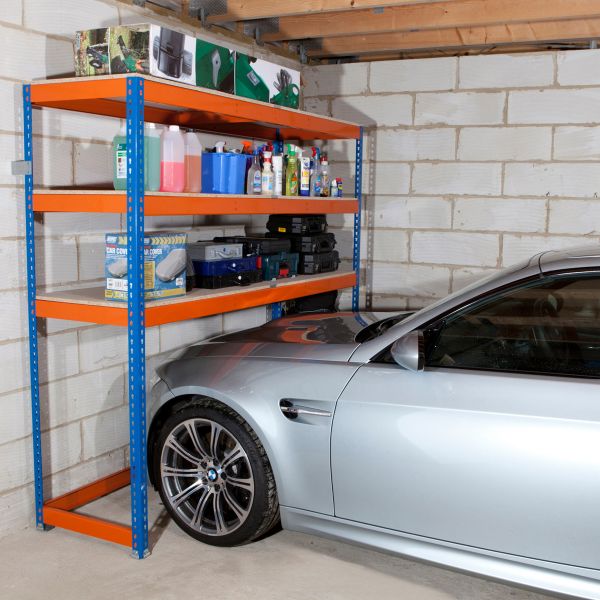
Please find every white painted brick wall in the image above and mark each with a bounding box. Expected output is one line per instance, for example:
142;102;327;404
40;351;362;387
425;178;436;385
508;89;600;124
412;163;502;196
376;128;456;161
557;49;600;86
504;163;600;198
2;0;22;25
454;198;547;233
553;126;600;160
372;197;452;230
370;57;457;93
459;54;554;89
331;95;413;127
411;232;500;267
458;127;552;161
415;92;505;125
548;200;600;235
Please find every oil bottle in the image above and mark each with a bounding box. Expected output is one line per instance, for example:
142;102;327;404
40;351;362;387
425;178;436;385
285;143;299;196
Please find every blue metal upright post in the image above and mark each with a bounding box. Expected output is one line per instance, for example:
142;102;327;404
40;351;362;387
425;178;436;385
352;127;363;312
23;85;46;531
270;131;284;321
126;76;149;559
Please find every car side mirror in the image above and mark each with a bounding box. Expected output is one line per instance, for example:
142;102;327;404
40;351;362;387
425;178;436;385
390;330;425;372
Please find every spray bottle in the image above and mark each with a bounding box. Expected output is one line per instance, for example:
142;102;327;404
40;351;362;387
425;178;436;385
310;147;323;197
246;148;262;195
299;147;311;197
320;152;330;197
285;143;299;196
261;150;275;195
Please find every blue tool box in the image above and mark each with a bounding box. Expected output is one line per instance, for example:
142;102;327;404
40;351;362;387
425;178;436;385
191;255;261;289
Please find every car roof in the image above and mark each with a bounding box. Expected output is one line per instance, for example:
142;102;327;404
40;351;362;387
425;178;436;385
540;245;600;274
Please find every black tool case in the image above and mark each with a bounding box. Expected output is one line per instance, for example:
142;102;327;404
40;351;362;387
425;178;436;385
195;270;262;289
192;256;261;289
266;214;327;235
268;232;336;254
213;236;291;256
298;250;340;274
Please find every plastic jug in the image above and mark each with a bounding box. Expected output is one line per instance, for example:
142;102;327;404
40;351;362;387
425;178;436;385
184;132;202;193
145;123;161;192
112;124;127;191
160;125;185;192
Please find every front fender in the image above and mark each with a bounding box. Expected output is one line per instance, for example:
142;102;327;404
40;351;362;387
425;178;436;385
151;355;358;515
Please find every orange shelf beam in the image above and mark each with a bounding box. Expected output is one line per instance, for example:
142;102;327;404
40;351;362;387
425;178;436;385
146;271;357;326
29;75;361;141
43;469;132;548
33;192;359;216
36;272;357;327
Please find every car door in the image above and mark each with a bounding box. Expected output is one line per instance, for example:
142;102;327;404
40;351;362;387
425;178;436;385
331;273;600;569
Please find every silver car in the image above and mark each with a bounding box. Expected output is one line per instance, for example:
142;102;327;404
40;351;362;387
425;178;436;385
149;246;600;599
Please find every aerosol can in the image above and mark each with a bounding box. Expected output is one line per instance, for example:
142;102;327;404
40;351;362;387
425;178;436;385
320;152;330;197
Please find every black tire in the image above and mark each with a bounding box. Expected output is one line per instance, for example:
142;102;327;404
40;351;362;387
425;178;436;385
153;400;279;546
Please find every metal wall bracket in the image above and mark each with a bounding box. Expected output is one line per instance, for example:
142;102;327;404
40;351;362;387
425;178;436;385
12;160;32;176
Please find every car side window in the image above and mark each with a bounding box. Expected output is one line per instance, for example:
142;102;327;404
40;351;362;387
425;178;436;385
425;274;600;378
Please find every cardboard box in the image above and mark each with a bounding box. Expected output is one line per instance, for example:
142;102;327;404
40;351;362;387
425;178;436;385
74;28;110;76
235;54;301;109
75;24;195;85
74;25;302;106
196;39;235;93
105;232;187;302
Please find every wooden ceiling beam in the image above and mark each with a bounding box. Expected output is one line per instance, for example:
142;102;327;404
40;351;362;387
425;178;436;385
205;0;449;24
264;0;600;42
306;18;600;57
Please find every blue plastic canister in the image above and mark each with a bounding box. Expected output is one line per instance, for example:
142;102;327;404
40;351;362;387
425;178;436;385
202;153;248;194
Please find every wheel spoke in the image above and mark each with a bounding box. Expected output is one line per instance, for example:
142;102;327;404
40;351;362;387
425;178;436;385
227;476;254;493
166;436;201;465
171;479;204;508
221;486;248;521
212;491;225;534
209;422;223;460
162;465;200;477
190;488;211;528
221;442;244;470
184;422;210;460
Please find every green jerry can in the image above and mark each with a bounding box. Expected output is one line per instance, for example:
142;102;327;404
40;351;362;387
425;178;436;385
196;41;235;93
235;54;270;103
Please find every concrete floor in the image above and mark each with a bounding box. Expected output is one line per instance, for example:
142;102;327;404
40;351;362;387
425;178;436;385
0;488;559;600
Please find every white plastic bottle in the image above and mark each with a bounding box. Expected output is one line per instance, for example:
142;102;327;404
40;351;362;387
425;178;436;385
160;125;185;193
261;151;274;195
183;132;202;193
272;154;283;196
144;123;161;192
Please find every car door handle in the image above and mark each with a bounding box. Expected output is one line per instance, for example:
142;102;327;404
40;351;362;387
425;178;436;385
279;399;332;420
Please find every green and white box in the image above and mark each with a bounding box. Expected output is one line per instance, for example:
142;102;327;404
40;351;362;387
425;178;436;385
235;54;300;109
105;231;187;302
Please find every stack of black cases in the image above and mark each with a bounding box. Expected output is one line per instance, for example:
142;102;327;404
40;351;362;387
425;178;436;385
213;236;299;280
266;215;340;275
188;241;262;289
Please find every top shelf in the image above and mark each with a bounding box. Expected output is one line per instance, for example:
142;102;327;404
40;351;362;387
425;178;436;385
29;74;361;141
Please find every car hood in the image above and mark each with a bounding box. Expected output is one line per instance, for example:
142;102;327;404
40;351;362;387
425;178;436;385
172;312;394;364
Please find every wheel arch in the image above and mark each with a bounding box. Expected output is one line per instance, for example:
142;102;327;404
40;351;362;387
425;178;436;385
147;388;281;493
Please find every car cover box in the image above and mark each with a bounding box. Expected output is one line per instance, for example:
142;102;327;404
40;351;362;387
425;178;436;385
235;54;300;109
74;24;196;86
105;231;187;301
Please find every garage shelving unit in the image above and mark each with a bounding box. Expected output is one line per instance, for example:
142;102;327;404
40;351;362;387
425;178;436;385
23;73;363;558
